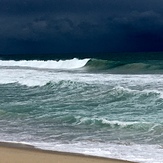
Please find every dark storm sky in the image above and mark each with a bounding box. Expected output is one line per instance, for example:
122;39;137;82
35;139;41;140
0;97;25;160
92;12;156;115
0;0;163;55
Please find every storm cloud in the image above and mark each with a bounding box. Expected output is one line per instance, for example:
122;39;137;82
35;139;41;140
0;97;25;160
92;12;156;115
0;0;163;55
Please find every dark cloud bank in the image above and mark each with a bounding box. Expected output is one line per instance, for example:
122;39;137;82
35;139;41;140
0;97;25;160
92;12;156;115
0;0;163;59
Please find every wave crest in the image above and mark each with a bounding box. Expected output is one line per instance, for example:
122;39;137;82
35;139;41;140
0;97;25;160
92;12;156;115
0;58;90;70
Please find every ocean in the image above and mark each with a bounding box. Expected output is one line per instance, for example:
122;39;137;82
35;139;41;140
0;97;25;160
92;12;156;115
1;56;163;163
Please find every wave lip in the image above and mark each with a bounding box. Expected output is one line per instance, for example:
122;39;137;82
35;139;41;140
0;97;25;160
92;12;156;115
0;58;90;70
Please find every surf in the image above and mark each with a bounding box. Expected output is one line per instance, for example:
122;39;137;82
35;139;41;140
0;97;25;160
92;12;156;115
1;58;163;73
0;58;90;70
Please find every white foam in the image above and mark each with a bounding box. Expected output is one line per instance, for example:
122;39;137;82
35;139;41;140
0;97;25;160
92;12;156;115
0;58;90;69
1;138;163;163
1;66;163;93
77;117;152;129
18;141;163;163
101;119;140;126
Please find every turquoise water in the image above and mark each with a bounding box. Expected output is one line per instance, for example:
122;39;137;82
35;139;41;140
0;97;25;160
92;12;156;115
1;58;163;162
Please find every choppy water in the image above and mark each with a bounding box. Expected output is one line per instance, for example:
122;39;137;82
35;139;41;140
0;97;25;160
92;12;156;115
1;58;163;163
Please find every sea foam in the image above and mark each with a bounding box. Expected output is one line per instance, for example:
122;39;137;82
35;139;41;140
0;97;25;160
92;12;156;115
0;58;90;69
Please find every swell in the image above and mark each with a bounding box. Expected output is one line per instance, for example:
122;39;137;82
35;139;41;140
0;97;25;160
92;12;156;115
84;59;163;73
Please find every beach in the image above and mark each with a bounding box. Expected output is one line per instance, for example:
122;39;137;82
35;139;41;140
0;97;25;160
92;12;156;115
0;142;136;163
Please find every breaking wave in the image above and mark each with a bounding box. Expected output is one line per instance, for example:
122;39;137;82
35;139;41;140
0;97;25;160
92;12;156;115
1;58;163;73
0;58;90;70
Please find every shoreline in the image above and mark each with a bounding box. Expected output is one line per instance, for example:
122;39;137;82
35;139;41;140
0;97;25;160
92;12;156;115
0;142;137;163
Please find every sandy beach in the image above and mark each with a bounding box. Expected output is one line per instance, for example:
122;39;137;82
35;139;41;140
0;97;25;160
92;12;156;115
0;142;137;163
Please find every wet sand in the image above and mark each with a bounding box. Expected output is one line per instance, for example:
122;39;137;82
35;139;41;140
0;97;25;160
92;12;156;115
0;142;138;163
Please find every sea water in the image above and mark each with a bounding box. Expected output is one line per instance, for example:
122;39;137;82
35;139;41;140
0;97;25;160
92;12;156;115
1;58;163;163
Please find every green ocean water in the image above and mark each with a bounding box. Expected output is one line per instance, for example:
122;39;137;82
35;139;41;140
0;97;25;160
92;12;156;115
1;58;163;163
